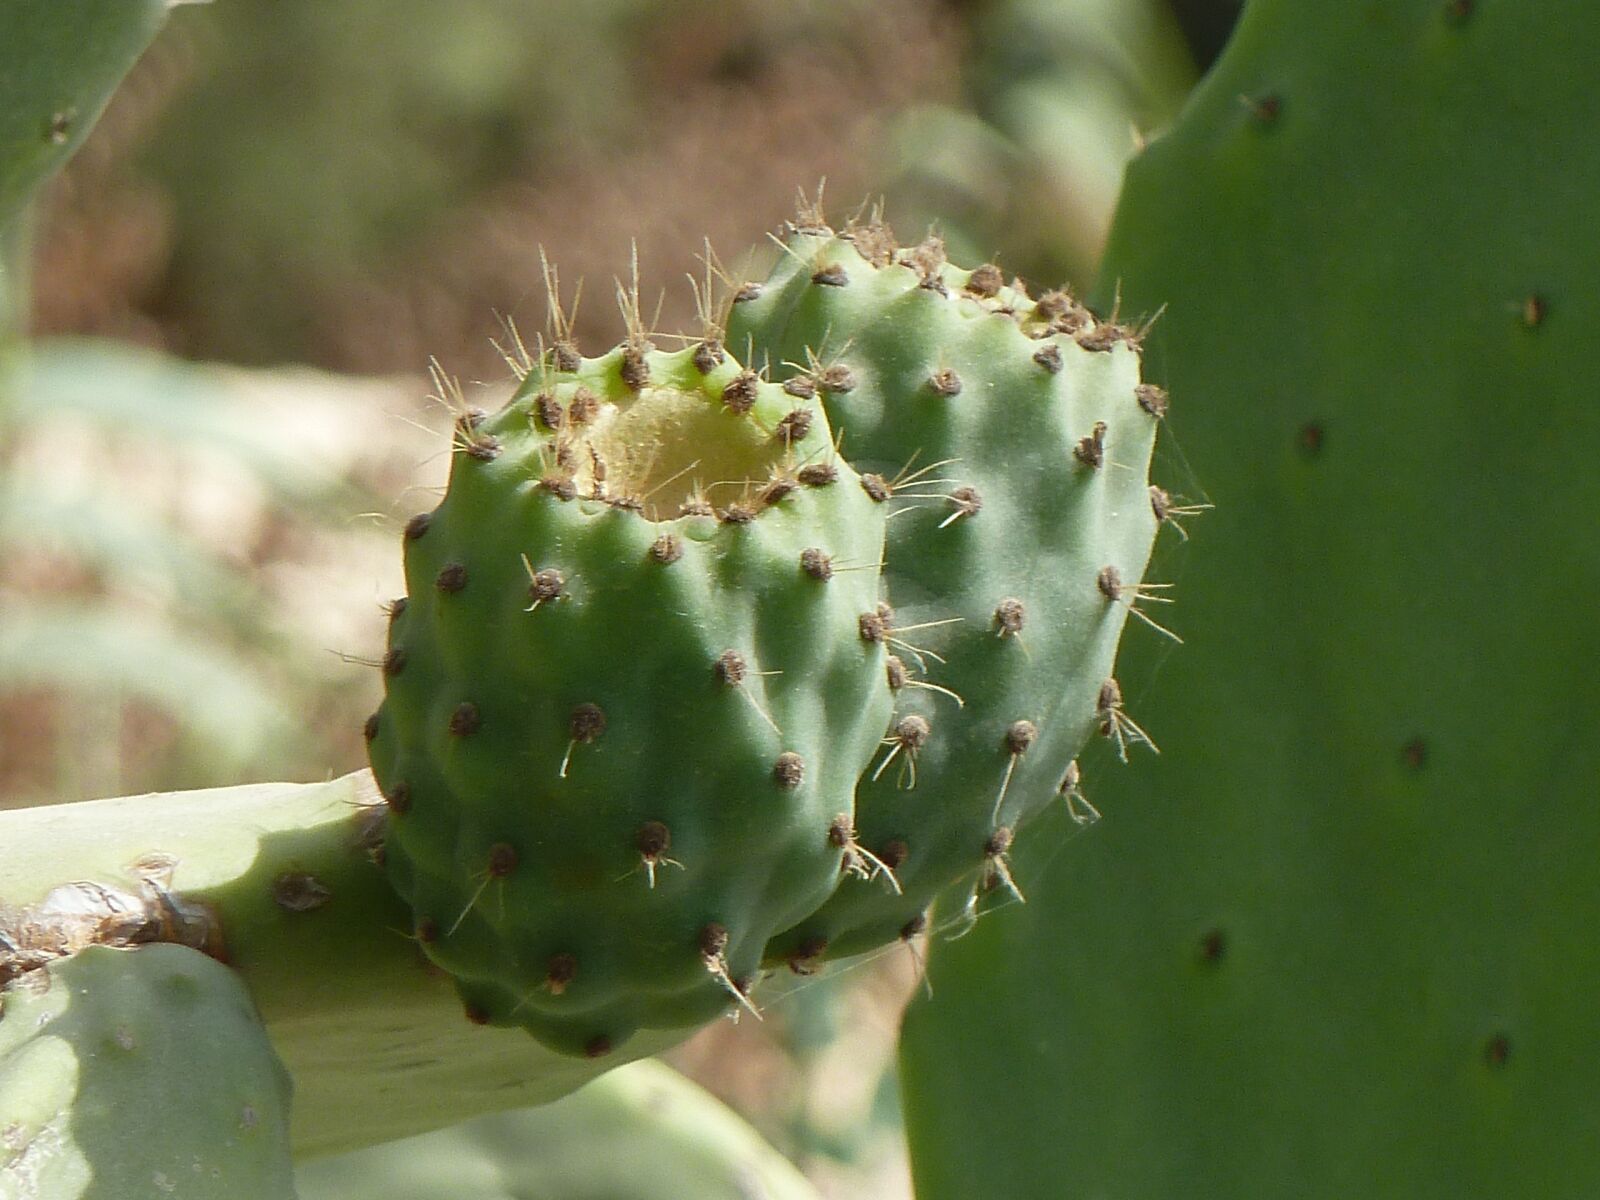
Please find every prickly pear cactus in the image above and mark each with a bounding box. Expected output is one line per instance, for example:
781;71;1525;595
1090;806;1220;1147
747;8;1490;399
0;0;171;231
900;2;1600;1197
0;943;295;1200
727;219;1163;964
369;340;892;1057
297;1059;820;1200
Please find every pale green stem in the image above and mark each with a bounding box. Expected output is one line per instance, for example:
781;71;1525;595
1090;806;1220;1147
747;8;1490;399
0;771;686;1159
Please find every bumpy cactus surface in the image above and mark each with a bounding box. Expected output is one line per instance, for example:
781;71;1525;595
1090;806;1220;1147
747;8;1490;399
373;216;1166;1044
0;943;295;1200
728;220;1163;963
371;341;893;1057
900;3;1600;1197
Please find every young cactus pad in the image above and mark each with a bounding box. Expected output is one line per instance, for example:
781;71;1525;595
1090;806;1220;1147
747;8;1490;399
369;341;892;1057
0;943;295;1200
726;220;1164;963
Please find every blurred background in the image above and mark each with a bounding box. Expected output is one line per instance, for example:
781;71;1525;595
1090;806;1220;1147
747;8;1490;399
2;0;1240;1193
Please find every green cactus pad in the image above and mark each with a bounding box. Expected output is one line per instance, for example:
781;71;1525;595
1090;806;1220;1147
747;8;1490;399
371;343;891;1056
0;943;294;1200
0;0;171;231
901;2;1600;1197
297;1058;819;1200
727;224;1162;963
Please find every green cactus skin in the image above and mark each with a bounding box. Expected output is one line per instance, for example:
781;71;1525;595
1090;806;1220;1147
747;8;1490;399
0;943;295;1200
900;3;1600;1197
727;223;1162;964
0;773;686;1159
297;1058;820;1200
371;342;892;1056
0;0;171;232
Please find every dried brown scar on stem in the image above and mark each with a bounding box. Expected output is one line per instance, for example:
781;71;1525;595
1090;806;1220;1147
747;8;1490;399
1096;564;1181;643
1097;678;1157;761
560;702;607;777
0;858;222;983
634;821;683;888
